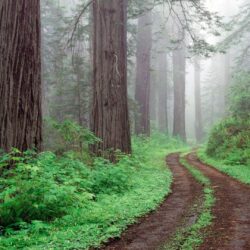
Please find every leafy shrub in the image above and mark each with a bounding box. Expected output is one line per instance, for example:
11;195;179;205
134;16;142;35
229;71;250;120
0;150;93;228
0;149;136;229
43;118;100;155
90;156;135;194
206;116;250;165
206;70;250;166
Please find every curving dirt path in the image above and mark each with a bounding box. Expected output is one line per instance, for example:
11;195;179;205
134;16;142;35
101;153;202;250
186;153;250;250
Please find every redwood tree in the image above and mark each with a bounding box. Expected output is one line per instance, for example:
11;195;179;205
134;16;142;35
173;44;186;141
91;0;131;157
157;52;168;133
0;0;42;152
135;11;152;136
194;57;203;142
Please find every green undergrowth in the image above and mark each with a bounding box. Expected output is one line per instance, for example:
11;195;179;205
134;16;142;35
165;154;215;250
203;71;250;185
0;134;185;249
198;148;250;185
206;118;250;166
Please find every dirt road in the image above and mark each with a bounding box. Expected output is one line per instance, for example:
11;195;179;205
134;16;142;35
102;152;250;250
102;153;202;250
186;153;250;250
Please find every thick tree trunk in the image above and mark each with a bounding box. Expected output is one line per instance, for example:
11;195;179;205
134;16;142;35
173;45;186;141
91;0;131;159
194;58;203;142
0;0;42;152
150;73;158;125
158;53;168;133
135;11;152;136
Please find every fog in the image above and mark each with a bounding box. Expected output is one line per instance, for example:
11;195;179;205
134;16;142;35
41;0;248;144
1;1;250;247
185;0;241;140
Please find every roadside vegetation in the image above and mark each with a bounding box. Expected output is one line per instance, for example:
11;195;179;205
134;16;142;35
0;132;185;249
198;149;250;185
199;71;250;184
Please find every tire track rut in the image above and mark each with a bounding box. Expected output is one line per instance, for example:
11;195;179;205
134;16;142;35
101;153;202;250
186;153;250;250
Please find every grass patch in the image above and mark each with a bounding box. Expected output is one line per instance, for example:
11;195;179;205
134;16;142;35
198;148;250;185
164;154;215;250
0;134;185;249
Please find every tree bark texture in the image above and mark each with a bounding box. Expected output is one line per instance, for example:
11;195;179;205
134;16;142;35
157;53;168;133
194;58;203;142
150;74;157;124
0;0;42;152
173;45;186;141
91;0;131;158
135;11;152;136
223;52;230;114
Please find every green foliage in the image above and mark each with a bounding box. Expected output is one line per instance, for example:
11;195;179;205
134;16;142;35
0;149;137;229
43;118;100;155
53;119;99;145
90;156;134;194
206;118;250;165
132;132;187;160
229;71;250;120
0;133;182;249
0;149;92;228
198;148;250;185
205;70;250;166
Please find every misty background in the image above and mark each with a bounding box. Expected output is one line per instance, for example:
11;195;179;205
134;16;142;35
41;0;245;145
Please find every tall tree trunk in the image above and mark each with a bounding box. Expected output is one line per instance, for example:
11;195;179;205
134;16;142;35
0;0;42;152
224;52;230;114
194;57;203;142
158;53;168;133
210;89;215;127
74;62;84;127
173;45;186;141
150;72;158;125
135;11;152;136
91;0;131;159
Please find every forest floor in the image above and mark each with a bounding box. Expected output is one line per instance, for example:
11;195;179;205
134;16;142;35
101;152;250;250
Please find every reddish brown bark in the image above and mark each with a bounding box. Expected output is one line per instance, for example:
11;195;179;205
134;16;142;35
91;0;131;158
173;45;186;141
158;53;168;133
223;52;230;114
0;0;42;152
135;11;152;136
194;57;203;142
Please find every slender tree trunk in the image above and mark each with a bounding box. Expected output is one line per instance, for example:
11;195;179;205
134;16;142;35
135;11;152;136
173;45;186;141
224;52;230;114
0;0;42;152
210;89;215;127
91;0;131;159
75;66;84;127
158;53;168;133
194;57;203;142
